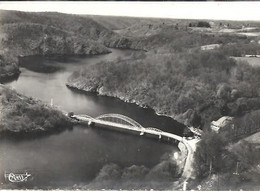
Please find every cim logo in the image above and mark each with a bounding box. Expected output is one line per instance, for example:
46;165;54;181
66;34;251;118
4;172;32;183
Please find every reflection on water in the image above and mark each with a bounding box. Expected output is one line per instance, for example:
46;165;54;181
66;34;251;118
0;126;176;188
1;49;184;188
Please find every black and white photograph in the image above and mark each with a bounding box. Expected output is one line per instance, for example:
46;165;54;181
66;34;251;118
0;1;260;190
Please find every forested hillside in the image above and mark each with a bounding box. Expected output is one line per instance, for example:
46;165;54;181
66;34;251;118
193;127;260;190
1;10;259;83
1;9;260;128
0;84;72;135
87;15;180;31
0;10;116;42
67;19;260;187
67;47;260;127
0;10;119;82
1;9;260;189
1;22;111;60
67;17;260;128
104;21;260;52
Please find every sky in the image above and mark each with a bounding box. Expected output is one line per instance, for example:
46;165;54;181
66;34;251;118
0;1;260;21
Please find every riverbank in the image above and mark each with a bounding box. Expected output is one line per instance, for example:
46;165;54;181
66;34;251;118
0;50;112;84
67;46;260;132
0;10;126;82
66;85;199;184
0;69;21;84
0;84;73;137
65;83;183;125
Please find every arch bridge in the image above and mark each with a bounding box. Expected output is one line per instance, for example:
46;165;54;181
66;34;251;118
72;113;183;143
96;113;144;130
71;112;194;180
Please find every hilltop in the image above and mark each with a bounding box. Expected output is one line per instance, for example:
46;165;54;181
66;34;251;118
91;16;260;52
2;10;259;83
67;18;260;128
86;15;181;30
0;10;120;82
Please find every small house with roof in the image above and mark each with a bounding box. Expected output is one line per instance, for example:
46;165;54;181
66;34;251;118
211;116;235;139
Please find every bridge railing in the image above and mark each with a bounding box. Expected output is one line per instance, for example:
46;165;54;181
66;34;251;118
96;113;144;129
73;113;183;142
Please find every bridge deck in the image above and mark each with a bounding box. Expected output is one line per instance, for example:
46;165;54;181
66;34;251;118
73;115;183;142
72;114;197;180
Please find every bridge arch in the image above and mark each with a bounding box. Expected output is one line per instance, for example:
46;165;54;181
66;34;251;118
96;113;144;129
146;127;163;133
76;114;95;120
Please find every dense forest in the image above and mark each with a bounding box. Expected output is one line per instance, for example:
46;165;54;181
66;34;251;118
193;123;260;190
67;14;260;129
68;46;260;128
0;10;119;82
105;25;254;52
82;156;181;190
66;19;260;188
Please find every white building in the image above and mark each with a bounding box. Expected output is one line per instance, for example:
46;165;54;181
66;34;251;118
211;116;234;133
201;44;221;51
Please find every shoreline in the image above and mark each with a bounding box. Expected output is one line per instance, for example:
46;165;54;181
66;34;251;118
0;45;145;84
65;83;198;181
65;83;185;129
0;84;74;137
0;71;21;84
0;50;112;83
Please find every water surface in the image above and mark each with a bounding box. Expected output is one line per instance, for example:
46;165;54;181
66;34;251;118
1;49;184;188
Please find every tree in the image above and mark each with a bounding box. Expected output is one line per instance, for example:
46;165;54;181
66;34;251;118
68;112;74;117
194;131;227;178
216;83;231;100
197;21;211;28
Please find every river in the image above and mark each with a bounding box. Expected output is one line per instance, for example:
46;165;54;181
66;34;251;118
0;49;184;189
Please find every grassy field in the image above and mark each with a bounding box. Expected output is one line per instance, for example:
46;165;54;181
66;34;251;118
244;131;260;144
232;57;260;67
